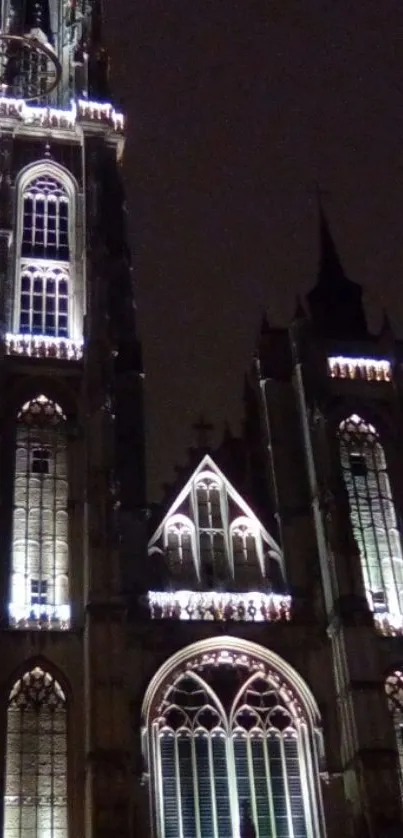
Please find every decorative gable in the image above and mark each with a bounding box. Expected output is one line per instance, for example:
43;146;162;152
148;455;290;622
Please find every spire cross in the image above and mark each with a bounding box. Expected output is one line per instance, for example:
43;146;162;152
193;414;213;449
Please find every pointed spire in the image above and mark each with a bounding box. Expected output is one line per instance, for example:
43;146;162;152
307;195;369;341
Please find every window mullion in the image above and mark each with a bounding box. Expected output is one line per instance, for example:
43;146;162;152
262;734;277;838
246;734;259;838
174;735;184;838
363;443;387;602
227;735;240;838
207;735;219;838
279;736;295;838
191;734;202;838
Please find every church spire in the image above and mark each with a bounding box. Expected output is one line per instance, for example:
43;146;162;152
307;201;369;341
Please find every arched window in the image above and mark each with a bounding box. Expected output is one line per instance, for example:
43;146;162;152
196;476;223;529
338;414;403;623
231;517;263;588
385;669;403;792
14;166;79;343
3;666;68;838
10;394;70;629
165;517;196;583
144;639;325;838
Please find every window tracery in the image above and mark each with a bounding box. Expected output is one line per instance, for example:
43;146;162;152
338;414;403;631
18;173;71;338
146;643;324;838
10;165;81;350
149;458;287;620
10;394;70;629
4;666;68;838
196;476;223;529
166;518;195;581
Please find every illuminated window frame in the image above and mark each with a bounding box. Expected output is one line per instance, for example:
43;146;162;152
338;414;403;632
142;637;326;838
3;665;68;838
10;394;70;630
13;162;82;344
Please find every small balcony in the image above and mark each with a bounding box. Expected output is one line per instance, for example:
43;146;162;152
147;590;292;622
5;333;83;361
9;602;71;630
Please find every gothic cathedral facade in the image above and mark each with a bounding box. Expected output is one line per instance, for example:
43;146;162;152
0;2;402;838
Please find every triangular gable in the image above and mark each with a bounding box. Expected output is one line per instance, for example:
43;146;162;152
148;453;282;561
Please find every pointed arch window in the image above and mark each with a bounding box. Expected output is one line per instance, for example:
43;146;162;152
165;517;196;582
385;669;403;793
231;519;262;589
13;167;80;344
10;395;70;629
3;666;68;838
338;414;403;624
146;645;325;838
196;476;223;529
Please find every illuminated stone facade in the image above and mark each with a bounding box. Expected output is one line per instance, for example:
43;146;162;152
0;2;402;838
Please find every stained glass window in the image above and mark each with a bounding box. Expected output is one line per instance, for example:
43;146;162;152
4;667;68;838
338;414;403;621
10;394;70;629
150;657;322;838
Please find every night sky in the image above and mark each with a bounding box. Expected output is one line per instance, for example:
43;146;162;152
105;0;403;500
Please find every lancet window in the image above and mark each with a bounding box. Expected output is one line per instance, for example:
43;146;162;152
338;414;403;624
10;394;70;629
14;168;76;341
385;669;403;791
146;644;324;838
166;518;195;581
196;476;223;529
3;666;68;838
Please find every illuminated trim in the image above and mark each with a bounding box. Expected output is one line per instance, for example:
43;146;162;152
5;333;83;360
142;636;322;735
147;590;291;622
149;454;283;571
9;602;71;630
374;612;403;637
0;96;124;132
328;355;391;382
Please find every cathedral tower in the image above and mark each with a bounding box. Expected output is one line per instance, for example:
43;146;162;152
0;2;146;838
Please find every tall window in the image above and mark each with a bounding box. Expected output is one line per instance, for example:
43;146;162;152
147;643;324;838
385;669;403;793
10;394;70;629
339;414;403;622
167;520;195;583
16;172;72;339
4;666;68;838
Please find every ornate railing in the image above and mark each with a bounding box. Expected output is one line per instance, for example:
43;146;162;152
0;96;124;132
147;590;291;622
5;333;83;360
327;355;391;382
9;602;71;630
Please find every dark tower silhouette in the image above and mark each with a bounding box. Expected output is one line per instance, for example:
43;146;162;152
307;206;369;340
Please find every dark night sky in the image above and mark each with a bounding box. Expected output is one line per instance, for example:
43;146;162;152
105;0;403;500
